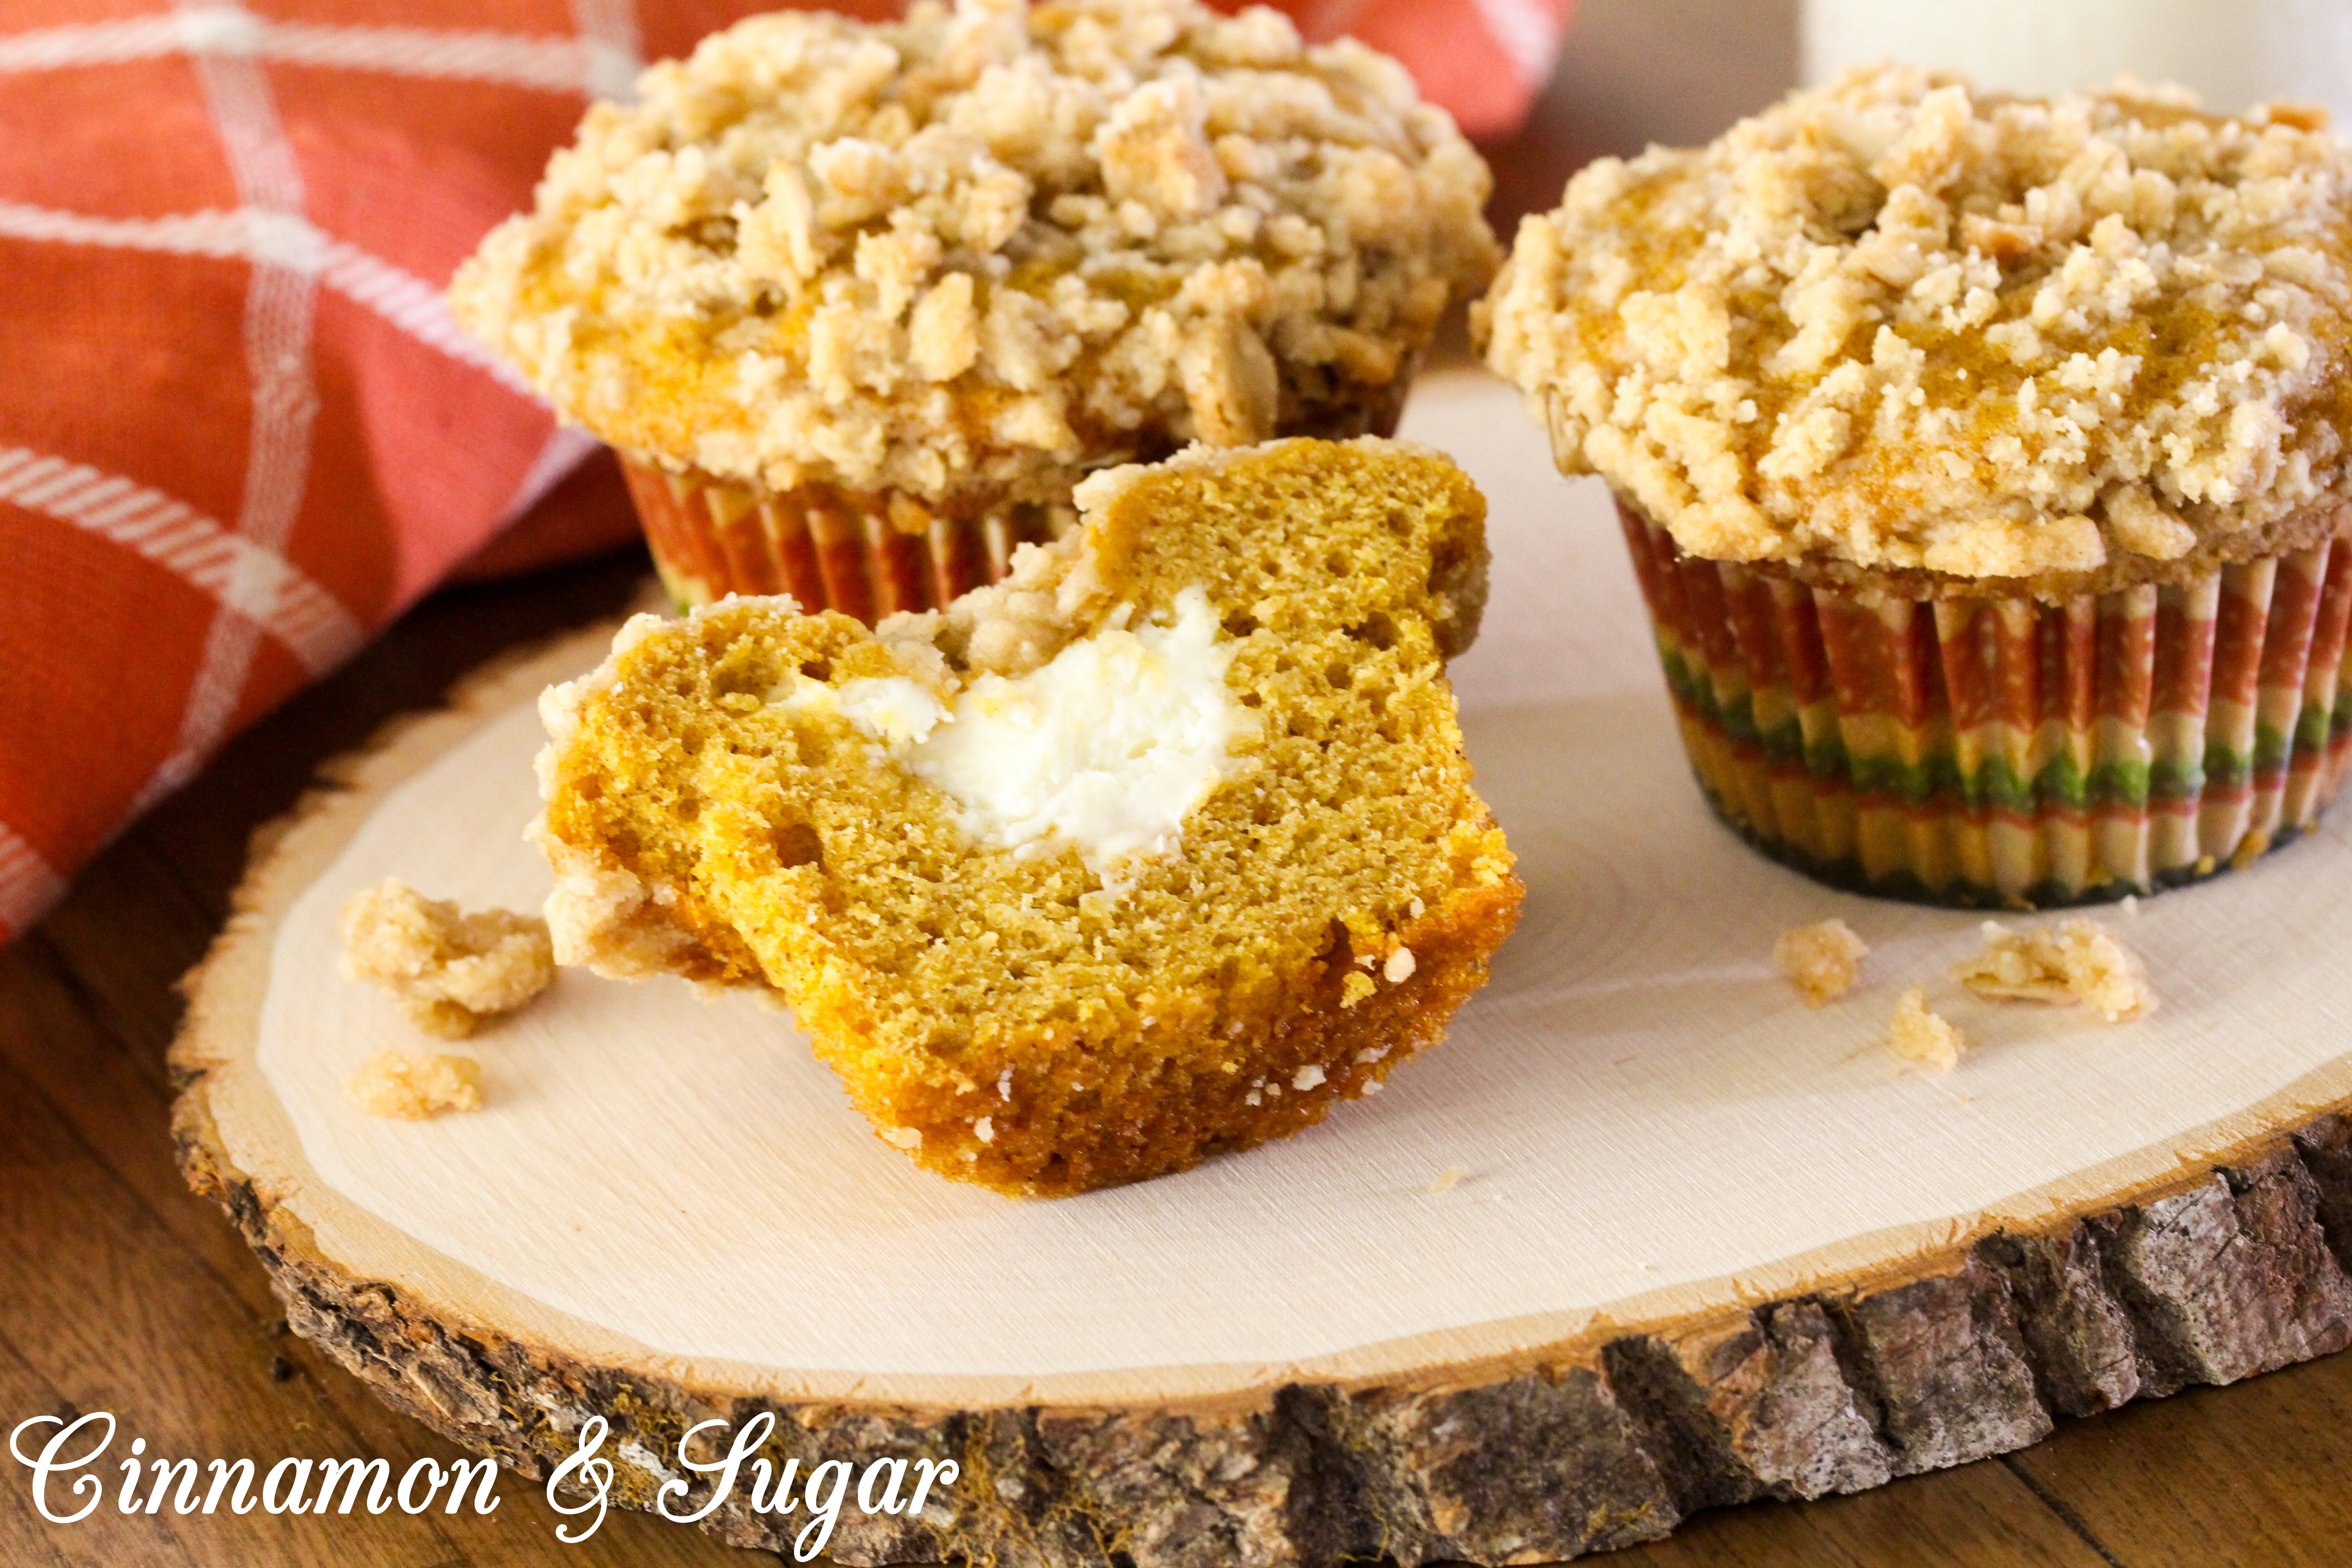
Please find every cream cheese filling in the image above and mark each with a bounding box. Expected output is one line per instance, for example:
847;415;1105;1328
780;587;1250;872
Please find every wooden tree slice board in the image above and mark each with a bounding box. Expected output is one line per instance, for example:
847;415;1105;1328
173;373;2352;1566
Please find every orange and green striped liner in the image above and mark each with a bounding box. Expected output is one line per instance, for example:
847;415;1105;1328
1618;499;2352;908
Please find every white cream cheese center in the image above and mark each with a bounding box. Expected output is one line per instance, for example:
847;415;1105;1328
789;587;1250;872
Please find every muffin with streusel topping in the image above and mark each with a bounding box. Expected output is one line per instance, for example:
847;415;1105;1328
1480;66;2352;907
453;0;1497;619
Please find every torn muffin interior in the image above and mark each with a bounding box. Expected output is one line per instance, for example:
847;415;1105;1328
771;583;1250;879
533;436;1519;1195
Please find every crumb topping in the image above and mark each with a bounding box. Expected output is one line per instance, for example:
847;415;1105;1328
339;879;556;1038
1480;66;2352;583
347;1051;484;1119
451;0;1495;503
1774;917;1868;1006
1888;985;1965;1070
1951;916;2156;1022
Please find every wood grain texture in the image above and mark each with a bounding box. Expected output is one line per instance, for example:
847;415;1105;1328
169;1048;2352;1567
164;608;2352;1568
6;542;2352;1566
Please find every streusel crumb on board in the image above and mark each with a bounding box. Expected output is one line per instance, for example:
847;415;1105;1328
347;1052;484;1119
1888;985;1965;1071
1774;917;1868;1006
451;0;1495;504
338;879;555;1039
1952;917;2156;1022
1479;66;2352;588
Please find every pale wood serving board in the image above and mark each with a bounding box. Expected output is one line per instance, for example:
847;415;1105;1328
173;372;2352;1565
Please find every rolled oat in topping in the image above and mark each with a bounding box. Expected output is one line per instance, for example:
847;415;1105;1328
1479;66;2352;585
452;0;1495;505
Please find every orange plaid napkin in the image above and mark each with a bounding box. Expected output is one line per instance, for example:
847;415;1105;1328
0;0;1568;942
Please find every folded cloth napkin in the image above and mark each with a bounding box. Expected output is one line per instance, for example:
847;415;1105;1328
0;0;1568;943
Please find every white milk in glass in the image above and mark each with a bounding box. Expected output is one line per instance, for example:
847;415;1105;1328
1802;0;2352;122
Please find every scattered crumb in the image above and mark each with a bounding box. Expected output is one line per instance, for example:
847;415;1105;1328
1384;947;1417;983
347;1051;484;1119
883;1126;923;1150
1774;918;1869;1007
339;878;555;1038
2232;830;2271;872
1429;1166;1468;1193
1292;1065;1327;1091
1360;1080;1383;1095
1950;917;2156;1023
1888;986;1965;1071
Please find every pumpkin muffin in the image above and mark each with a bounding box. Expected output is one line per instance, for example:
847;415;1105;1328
452;0;1498;620
1481;66;2352;907
531;437;1518;1195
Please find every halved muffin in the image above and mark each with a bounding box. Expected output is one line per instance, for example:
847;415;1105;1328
533;437;1519;1194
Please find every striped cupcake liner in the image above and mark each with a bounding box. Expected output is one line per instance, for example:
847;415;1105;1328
618;374;1416;623
622;460;1074;623
1617;499;2352;908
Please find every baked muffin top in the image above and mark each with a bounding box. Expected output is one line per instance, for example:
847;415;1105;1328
451;0;1496;506
1479;66;2352;586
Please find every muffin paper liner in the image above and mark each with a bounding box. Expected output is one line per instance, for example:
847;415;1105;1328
618;374;1414;622
622;461;1073;622
1617;498;2352;907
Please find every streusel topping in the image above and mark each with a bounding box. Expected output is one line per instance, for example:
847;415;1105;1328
452;0;1495;503
1952;917;2155;1023
339;879;555;1039
1480;66;2352;582
1774;917;1867;1007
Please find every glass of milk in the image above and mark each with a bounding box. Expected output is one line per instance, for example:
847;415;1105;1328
1801;0;2352;122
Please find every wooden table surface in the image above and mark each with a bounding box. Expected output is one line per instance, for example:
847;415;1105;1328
12;5;2352;1561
